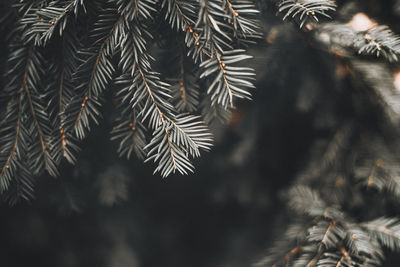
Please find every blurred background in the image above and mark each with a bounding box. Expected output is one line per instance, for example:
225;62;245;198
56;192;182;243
1;0;400;266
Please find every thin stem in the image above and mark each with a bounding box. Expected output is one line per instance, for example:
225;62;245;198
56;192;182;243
138;67;178;171
0;96;22;177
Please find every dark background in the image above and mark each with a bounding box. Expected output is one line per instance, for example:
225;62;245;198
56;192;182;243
1;1;400;266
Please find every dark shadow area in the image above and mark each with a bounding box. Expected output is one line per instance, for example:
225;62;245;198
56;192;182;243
1;1;400;266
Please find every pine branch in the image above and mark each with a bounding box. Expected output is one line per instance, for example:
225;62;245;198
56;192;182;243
0;95;23;191
355;26;400;62
0;0;261;195
220;0;260;40
307;221;346;250
317;252;354;267
23;0;85;46
344;225;383;261
254;223;309;266
23;53;58;177
145;124;193;177
48;29;81;164
111;2;214;177
131;67;190;176
133;67;213;177
66;7;119;139
144;113;213;177
1;39;58;198
200;95;232;124
111;107;147;160
278;0;337;28
115;60;211;177
163;0;197;32
287;186;346;220
113;0;157;21
165;0;258;109
2;163;36;205
169;52;200;113
119;61;212;176
200;49;254;107
168;114;213;156
352;137;400;199
364;217;400;252
292;245;319;267
8;43;57;175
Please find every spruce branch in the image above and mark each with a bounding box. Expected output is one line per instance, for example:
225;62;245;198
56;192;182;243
278;0;337;28
317;251;354;267
2;164;36;205
24;0;85;46
120;65;213;177
48;29;81;164
355;26;400;62
344;226;382;260
0;95;23;192
66;8;119;140
173;64;200;113
0;0;261;199
1;39;58;200
364;217;400;252
221;0;260;40
199;49;254;107
165;0;258;109
111;107;147;160
200;95;232;124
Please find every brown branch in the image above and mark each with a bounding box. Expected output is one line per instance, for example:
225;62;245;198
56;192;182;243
274;246;303;266
322;221;336;244
172;0;199;40
137;67;178;171
73;17;122;131
0;97;22;177
215;50;234;105
58;67;68;154
336;256;345;267
306;249;323;267
23;48;50;169
223;0;239;17
179;53;188;107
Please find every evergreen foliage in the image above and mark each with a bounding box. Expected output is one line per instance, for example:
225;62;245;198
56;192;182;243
0;0;260;202
2;0;400;266
256;0;400;266
278;0;336;28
